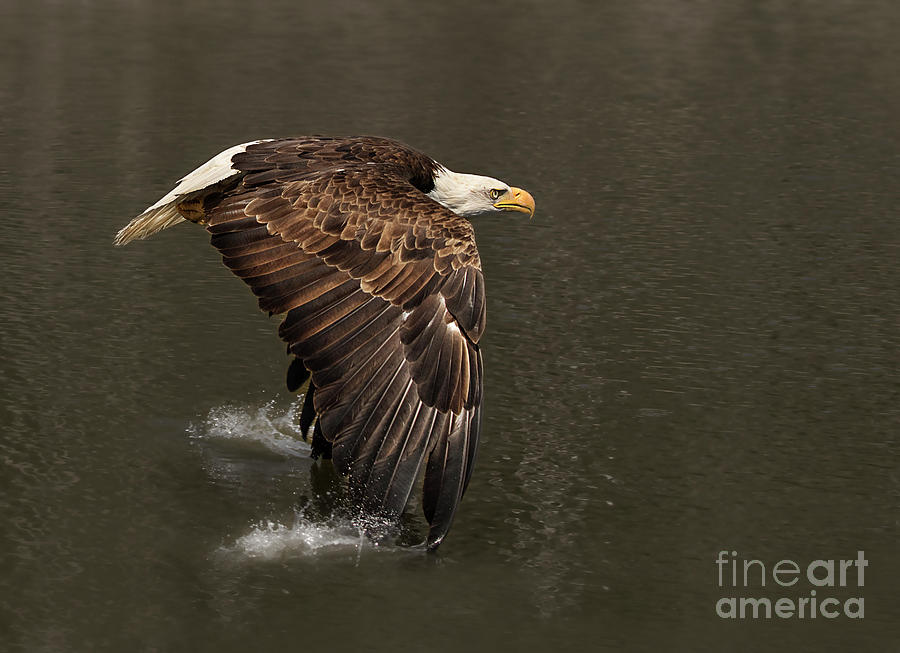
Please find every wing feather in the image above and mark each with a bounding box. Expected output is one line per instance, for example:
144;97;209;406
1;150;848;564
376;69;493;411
299;383;317;438
371;405;437;515
209;224;270;251
315;321;402;419
302;307;399;390
295;294;392;354
277;284;367;343
338;352;409;473
231;249;311;277
352;377;418;495
206;215;262;234
422;409;476;548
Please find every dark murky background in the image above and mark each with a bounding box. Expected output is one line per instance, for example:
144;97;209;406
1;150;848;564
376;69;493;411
2;1;898;650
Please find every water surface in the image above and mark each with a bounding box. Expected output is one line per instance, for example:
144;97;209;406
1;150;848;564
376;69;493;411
1;1;898;650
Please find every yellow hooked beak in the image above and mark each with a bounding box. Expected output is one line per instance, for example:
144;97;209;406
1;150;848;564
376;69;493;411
493;187;535;218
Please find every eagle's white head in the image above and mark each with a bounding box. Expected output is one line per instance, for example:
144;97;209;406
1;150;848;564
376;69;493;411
427;167;535;218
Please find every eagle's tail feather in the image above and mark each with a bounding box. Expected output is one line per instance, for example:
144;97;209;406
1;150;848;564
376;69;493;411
114;139;274;247
114;204;186;246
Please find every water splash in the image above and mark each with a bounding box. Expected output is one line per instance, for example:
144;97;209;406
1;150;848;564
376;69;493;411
190;399;426;560
220;511;418;562
187;398;310;458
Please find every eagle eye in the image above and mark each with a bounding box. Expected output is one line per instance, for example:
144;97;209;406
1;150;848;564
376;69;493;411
489;189;503;200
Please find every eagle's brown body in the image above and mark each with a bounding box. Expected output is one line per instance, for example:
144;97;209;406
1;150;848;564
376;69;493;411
116;136;534;549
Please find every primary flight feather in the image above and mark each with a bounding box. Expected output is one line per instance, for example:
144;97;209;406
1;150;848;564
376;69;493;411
115;136;535;549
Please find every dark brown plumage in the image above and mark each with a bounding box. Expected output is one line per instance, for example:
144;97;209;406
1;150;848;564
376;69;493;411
115;136;534;549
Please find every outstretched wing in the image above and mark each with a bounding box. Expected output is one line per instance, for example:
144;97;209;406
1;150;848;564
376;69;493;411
206;141;485;548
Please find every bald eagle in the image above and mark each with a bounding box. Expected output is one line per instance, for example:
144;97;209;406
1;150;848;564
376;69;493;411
115;136;535;549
